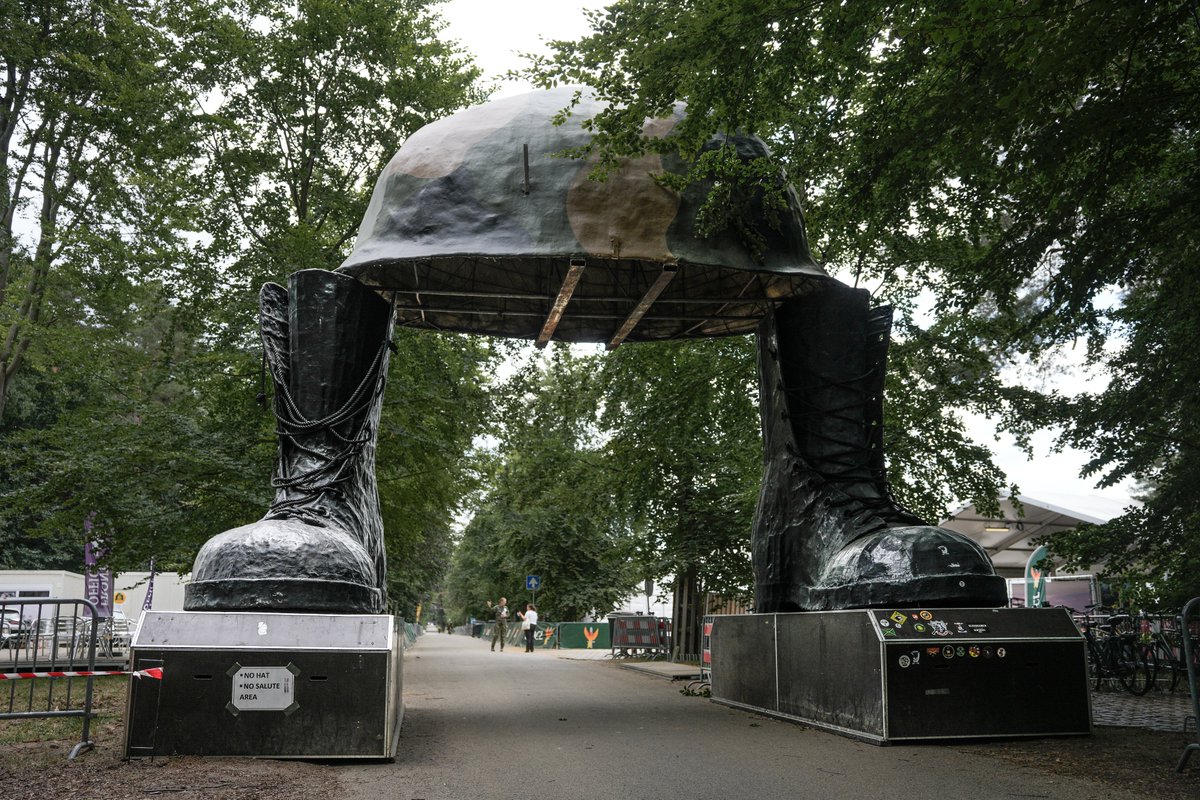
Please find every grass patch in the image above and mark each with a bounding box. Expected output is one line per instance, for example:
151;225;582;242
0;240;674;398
0;675;126;745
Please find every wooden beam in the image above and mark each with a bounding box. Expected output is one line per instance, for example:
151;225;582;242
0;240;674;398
412;263;426;323
535;259;586;348
388;287;765;306
606;265;679;350
394;306;763;322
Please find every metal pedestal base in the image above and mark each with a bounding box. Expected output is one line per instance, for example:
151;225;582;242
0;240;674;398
710;607;1091;744
124;611;403;759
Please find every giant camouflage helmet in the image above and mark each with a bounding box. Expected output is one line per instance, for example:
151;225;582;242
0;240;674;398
338;86;831;346
181;86;1008;621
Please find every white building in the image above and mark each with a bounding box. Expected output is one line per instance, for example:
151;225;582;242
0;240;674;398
940;492;1138;578
0;569;189;620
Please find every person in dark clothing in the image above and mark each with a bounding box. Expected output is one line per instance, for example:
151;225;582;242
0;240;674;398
517;603;538;652
487;597;509;651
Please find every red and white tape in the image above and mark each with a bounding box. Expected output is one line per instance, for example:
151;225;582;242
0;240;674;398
0;667;163;680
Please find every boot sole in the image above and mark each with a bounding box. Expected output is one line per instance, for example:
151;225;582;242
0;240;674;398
184;578;383;614
788;574;1009;612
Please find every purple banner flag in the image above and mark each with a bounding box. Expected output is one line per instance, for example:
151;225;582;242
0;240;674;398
84;529;112;618
84;568;113;618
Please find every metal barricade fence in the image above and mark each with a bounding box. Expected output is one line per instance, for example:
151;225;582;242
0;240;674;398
1177;596;1200;772
1;598;101;759
609;615;669;659
700;615;714;682
402;621;422;649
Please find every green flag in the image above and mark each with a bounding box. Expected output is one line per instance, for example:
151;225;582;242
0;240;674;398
1025;545;1049;608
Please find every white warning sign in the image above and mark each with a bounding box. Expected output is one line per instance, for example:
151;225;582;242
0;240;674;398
231;666;295;711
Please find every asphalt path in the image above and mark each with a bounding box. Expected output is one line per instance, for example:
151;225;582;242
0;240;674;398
339;632;1137;800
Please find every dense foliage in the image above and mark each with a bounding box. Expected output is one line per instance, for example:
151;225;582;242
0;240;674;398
6;0;1195;621
443;339;762;626
522;0;1200;610
0;0;488;618
444;349;639;624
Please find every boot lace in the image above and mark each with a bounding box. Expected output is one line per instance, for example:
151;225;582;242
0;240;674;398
263;336;393;515
780;321;922;525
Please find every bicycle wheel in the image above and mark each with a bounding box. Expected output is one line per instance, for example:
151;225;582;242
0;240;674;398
1117;639;1154;695
1086;638;1107;690
1153;638;1184;693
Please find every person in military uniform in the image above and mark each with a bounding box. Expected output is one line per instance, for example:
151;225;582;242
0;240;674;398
487;597;510;651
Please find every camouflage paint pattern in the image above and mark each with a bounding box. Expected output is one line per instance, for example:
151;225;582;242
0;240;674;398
339;87;830;343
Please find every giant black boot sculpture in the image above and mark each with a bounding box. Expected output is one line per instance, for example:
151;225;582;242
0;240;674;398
184;269;393;613
753;285;1008;612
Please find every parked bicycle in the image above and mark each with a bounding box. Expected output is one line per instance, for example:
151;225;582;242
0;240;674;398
1071;606;1155;696
1137;611;1200;693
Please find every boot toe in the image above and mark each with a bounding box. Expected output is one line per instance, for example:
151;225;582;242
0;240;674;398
816;526;1008;609
184;518;382;613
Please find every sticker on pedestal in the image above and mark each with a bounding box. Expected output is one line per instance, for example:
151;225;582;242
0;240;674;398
225;662;301;715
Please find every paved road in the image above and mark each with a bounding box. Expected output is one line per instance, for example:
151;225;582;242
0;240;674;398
340;632;1136;800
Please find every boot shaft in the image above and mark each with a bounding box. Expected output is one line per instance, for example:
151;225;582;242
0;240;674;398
752;285;1006;612
287;270;394;421
758;287;888;507
260;270;393;532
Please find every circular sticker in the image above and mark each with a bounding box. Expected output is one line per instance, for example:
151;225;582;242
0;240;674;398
956;646;966;657
113;591;127;605
997;647;1007;658
898;654;911;668
968;646;980;658
879;619;890;627
913;623;927;633
919;610;932;621
942;645;955;659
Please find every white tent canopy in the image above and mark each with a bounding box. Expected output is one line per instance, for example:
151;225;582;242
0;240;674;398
940;493;1139;577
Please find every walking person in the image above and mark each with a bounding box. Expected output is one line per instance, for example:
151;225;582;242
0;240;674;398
487;597;509;651
518;603;538;652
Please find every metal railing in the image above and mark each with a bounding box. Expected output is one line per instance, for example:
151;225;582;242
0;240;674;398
1177;596;1199;773
1;598;101;759
608;615;670;659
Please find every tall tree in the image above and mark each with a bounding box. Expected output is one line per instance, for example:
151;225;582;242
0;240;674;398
180;0;493;605
524;0;1200;603
444;348;640;624
190;0;484;329
1;0;494;607
0;0;204;422
378;329;500;617
597;337;759;654
1051;266;1200;609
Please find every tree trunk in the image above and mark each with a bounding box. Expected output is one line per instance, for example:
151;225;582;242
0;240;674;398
670;567;701;662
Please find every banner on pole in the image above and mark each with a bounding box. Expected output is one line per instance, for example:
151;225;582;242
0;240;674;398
1025;545;1049;608
84;537;112;619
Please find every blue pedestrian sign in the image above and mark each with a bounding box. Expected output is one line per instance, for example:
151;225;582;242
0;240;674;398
526;575;542;591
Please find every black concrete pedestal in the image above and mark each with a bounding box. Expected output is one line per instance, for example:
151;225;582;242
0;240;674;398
709;607;1091;744
124;611;403;759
